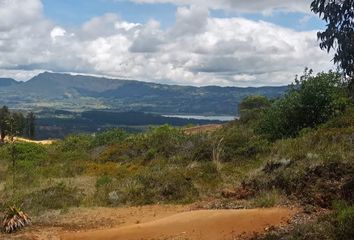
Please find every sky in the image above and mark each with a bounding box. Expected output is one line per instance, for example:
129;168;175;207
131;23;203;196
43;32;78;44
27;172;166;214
0;0;334;86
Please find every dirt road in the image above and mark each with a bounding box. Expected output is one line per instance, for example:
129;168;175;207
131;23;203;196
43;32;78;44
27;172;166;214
2;205;295;240
61;207;295;240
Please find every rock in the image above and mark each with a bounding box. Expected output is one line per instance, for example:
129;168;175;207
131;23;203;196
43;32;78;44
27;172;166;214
263;159;291;173
108;191;119;203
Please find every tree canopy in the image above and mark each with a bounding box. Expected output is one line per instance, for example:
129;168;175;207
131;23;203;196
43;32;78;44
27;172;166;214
239;95;271;123
0;106;36;142
311;0;354;89
257;70;350;140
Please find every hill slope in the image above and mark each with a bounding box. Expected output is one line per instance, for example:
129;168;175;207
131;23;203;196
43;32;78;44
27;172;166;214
0;78;19;87
0;72;287;115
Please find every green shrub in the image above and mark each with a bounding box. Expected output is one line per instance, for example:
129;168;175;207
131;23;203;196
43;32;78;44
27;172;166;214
180;133;213;162
321;108;354;129
145;125;187;158
252;190;283;208
91;129;128;147
334;201;354;239
18;183;83;213
239;95;271;123
215;124;270;162
96;175;112;187
10;142;47;162
257;202;354;240
257;71;350;140
58;134;93;152
95;166;198;206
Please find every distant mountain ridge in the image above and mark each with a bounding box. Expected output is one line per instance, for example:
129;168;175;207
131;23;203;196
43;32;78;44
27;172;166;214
0;78;19;87
0;72;288;115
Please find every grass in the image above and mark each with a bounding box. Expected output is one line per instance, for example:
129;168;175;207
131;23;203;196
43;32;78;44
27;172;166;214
256;201;354;240
251;190;284;208
0;109;353;240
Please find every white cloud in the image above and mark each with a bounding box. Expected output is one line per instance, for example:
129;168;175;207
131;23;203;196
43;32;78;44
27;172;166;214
50;27;66;42
0;0;43;31
0;1;332;87
0;69;45;81
170;5;209;37
119;0;311;14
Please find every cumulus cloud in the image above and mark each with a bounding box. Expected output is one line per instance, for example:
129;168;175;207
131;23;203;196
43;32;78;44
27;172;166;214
0;1;332;86
0;0;43;31
129;20;164;53
50;27;66;42
117;0;311;14
170;5;209;37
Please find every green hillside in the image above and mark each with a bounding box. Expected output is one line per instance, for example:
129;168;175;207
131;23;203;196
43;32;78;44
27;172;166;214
0;72;287;115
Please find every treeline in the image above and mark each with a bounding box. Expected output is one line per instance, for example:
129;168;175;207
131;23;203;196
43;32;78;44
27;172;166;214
35;111;223;139
0;106;36;142
80;111;223;126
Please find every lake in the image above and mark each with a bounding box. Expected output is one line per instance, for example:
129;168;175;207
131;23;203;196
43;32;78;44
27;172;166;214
163;115;236;122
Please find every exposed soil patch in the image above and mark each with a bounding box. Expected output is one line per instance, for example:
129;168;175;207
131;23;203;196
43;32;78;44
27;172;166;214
61;207;295;240
1;206;295;240
184;124;223;135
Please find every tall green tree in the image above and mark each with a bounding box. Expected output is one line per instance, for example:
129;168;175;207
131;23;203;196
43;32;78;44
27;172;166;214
0;107;27;142
311;0;354;91
25;112;36;139
12;112;26;136
0;106;10;142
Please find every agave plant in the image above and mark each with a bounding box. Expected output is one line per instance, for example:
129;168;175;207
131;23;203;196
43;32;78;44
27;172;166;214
1;206;31;233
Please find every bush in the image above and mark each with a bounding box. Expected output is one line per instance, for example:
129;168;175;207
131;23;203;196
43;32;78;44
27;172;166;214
95;166;198;206
239;95;271;123
3;143;48;184
215;124;270;162
251;190;283;208
334;201;354;239
256;202;354;240
20;183;82;213
8;142;47;163
258;71;350;140
91;129;128;147
58;134;93;152
145;125;187;158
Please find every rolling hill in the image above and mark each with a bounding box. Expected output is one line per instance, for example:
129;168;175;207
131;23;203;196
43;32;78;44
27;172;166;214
0;78;19;87
0;72;287;115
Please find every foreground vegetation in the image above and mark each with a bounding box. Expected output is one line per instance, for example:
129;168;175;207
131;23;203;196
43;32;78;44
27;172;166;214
0;71;353;238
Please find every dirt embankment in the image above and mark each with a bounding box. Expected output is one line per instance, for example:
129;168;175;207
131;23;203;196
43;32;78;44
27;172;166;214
61;207;295;240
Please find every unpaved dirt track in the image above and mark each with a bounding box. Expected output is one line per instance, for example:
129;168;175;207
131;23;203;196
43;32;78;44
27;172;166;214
14;137;55;145
1;205;189;240
61;208;295;240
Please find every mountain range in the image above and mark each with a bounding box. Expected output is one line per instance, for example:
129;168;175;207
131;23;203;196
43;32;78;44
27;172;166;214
0;72;287;115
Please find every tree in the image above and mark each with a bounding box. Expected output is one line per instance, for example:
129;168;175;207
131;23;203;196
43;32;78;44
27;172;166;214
257;71;350;140
239;95;271;123
0;106;10;142
311;0;354;91
25;112;36;139
12;112;26;137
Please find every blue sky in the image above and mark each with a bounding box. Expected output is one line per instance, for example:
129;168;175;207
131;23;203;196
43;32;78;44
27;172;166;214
42;0;177;29
43;0;324;31
0;0;332;86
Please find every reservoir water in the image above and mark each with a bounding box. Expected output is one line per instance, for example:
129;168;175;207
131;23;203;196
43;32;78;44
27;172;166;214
163;115;236;122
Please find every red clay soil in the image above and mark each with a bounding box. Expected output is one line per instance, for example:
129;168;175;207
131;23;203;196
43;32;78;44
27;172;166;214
183;124;223;135
61;208;295;240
